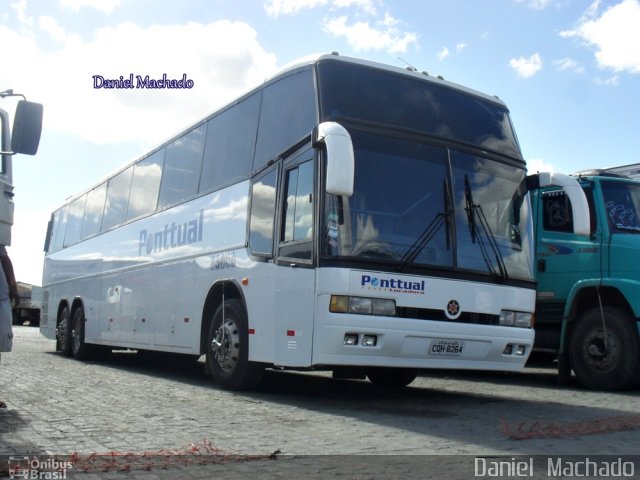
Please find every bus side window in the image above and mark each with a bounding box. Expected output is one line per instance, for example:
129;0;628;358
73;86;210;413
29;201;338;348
128;148;165;220
253;69;316;171
542;191;574;233
63;194;88;247
102;166;133;232
280;160;313;261
158;125;205;209
200;93;260;194
81;182;107;240
249;166;279;256
52;205;68;251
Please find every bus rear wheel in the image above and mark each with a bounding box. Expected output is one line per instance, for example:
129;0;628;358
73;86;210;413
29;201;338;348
56;306;72;356
71;306;92;360
569;307;640;390
366;367;417;389
206;299;263;390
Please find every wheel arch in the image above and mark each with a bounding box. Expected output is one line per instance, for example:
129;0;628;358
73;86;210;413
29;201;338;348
199;279;247;355
70;296;85;319
56;298;70;325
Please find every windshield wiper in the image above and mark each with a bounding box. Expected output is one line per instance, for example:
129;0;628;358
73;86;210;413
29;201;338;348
464;174;508;279
399;180;451;271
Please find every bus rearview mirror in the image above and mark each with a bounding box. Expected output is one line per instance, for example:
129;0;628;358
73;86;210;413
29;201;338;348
315;122;354;197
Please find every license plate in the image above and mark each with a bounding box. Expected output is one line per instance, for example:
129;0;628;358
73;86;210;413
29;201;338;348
429;339;465;356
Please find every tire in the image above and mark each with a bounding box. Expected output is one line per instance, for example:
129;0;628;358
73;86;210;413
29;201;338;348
71;306;92;360
366;367;417;389
56;306;73;356
569;307;640;391
206;299;263;390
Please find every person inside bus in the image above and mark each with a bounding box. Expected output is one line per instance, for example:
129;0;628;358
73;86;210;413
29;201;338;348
0;245;18;409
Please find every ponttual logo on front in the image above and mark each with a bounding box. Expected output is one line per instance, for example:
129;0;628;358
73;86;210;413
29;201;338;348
360;275;425;295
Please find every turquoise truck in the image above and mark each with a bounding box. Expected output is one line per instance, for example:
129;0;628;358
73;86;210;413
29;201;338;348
532;170;640;390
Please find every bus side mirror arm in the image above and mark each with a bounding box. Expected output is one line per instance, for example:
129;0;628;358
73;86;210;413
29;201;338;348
314;121;354;197
526;172;591;237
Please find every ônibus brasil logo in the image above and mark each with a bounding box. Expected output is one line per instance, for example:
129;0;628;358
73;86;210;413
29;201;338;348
360;275;425;295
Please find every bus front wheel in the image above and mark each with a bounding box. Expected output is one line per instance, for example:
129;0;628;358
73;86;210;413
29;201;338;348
206;299;263;390
569;307;640;390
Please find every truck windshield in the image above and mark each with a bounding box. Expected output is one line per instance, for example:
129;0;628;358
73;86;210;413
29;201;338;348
601;180;640;233
322;129;534;282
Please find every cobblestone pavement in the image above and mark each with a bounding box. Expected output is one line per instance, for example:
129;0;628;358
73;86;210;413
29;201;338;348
1;326;639;479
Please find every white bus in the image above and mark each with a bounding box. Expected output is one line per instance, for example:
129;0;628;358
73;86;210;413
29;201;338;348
39;54;587;390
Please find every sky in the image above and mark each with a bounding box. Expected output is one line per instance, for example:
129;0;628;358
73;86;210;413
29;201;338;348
1;0;639;285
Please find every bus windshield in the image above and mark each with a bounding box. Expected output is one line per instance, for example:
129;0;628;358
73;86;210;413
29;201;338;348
601;180;640;233
317;60;521;159
323;130;534;281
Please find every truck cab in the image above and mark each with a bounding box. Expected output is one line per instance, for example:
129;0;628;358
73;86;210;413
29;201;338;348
532;170;640;390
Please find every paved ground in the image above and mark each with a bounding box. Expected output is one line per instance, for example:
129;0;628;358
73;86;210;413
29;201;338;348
1;326;639;479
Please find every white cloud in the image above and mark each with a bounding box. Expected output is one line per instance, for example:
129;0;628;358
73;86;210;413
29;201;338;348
11;0;33;26
0;19;278;146
554;57;585;73
264;0;379;16
265;0;328;16
324;15;417;54
561;0;640;74
38;15;74;43
516;0;552;10
59;0;124;14
595;75;620;86
438;42;466;61
333;0;378;16
509;53;543;78
264;0;416;54
437;47;450;61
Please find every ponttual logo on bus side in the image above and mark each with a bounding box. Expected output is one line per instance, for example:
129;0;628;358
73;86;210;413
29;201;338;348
138;209;204;255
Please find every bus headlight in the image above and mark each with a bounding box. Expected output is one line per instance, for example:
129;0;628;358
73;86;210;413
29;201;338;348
330;296;396;317
499;310;533;328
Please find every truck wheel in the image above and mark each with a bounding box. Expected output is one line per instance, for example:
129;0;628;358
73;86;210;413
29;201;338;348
56;306;73;356
206;299;263;390
569;307;640;390
366;367;417;389
71;306;91;360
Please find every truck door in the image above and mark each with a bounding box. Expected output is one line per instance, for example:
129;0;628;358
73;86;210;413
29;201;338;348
535;188;600;350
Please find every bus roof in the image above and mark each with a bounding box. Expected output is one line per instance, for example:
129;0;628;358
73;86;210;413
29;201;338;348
281;52;509;107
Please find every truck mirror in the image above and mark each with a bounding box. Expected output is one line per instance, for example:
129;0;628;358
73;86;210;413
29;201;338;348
528;172;591;237
11;100;43;155
314;121;354;197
